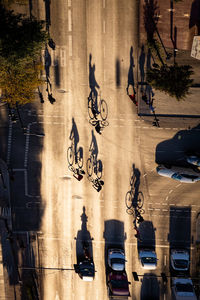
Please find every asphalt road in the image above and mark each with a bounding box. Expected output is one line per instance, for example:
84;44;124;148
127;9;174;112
2;0;200;299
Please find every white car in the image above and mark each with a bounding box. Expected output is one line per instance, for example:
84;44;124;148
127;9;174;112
170;249;190;272
156;165;200;183
139;249;157;270
108;248;126;271
171;277;197;300
186;155;200;167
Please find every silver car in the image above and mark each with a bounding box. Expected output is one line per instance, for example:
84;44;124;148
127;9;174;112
108;248;126;271
186;155;200;167
156;165;200;183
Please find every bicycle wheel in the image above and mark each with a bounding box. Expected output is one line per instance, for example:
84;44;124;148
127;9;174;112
125;191;133;209
126;207;135;215
67;147;74;166
89;119;97;126
96;159;103;179
137;192;144;209
86;156;93;177
88;97;95;120
77;147;83;168
137;208;145;215
100;120;109;127
100;99;108;121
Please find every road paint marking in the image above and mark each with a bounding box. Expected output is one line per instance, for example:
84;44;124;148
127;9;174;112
6;122;13;165
164;255;167;266
68;35;72;56
24;125;30;168
55;291;60;300
103;0;106;8
103;45;106;58
68;0;71;6
169;189;173;194
103;20;106;33
68;9;72;31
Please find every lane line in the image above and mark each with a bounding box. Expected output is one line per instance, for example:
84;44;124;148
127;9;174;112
68;9;72;32
103;0;106;8
68;35;72;57
6;122;13;165
103;20;106;33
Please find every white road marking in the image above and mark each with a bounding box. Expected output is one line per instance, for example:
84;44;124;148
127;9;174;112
6;122;13;165
55;291;60;300
68;35;72;57
103;0;106;8
164;255;167;266
68;9;72;32
169;189;173;194
103;20;106;33
24;125;30;168
68;0;71;7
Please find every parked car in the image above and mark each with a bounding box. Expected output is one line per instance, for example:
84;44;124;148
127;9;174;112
139;249;157;270
107;270;130;298
171;277;197;300
170;249;190;273
186;155;200;167
108;248;126;271
156;165;200;183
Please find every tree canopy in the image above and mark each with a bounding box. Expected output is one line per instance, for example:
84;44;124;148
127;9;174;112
0;4;47;106
147;64;194;100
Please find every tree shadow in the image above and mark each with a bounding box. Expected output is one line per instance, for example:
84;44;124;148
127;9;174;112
75;206;94;265
168;206;191;276
155;124;200;165
126;46;136;95
189;0;200;35
103;219;127;273
143;0;159;43
140;273;160;300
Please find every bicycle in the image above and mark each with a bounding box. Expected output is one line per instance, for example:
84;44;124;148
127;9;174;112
67;139;83;168
87;149;103;179
126;205;145;217
68;165;85;181
88;91;108;121
88;176;104;192
89;119;109;134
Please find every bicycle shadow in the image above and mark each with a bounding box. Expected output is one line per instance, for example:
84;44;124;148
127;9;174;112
74;206;94;265
67;118;84;176
86;130;104;190
125;164;142;209
126;46;136;95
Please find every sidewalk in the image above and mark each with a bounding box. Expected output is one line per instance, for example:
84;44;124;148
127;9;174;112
137;0;200;118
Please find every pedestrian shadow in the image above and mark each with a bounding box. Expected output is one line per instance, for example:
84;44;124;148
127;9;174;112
44;46;56;104
116;58;121;87
74;206;94;265
155;124;200;165
126;46;136;95
54;58;60;87
103;219;127;273
189;0;200;35
140;273;160;300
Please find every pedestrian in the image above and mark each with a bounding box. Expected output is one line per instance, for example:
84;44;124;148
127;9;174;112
48;93;56;104
95;121;102;135
134;225;142;242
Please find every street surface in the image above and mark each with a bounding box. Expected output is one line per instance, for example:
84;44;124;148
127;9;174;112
0;0;200;300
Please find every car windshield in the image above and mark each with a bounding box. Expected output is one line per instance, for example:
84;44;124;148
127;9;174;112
111;280;128;288
174;259;188;269
79;263;94;276
176;283;194;293
111;258;125;265
141;257;156;264
171;173;182;180
181;174;198;179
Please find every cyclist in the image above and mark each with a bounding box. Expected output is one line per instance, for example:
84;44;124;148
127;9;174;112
95;120;102;135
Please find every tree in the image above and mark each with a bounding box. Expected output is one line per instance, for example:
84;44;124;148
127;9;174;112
147;64;194;100
0;5;47;61
0;57;43;107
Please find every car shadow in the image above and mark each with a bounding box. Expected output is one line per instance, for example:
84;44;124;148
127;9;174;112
137;221;156;251
155;124;200;166
168;206;191;276
140;273;160;300
103;219;127;274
